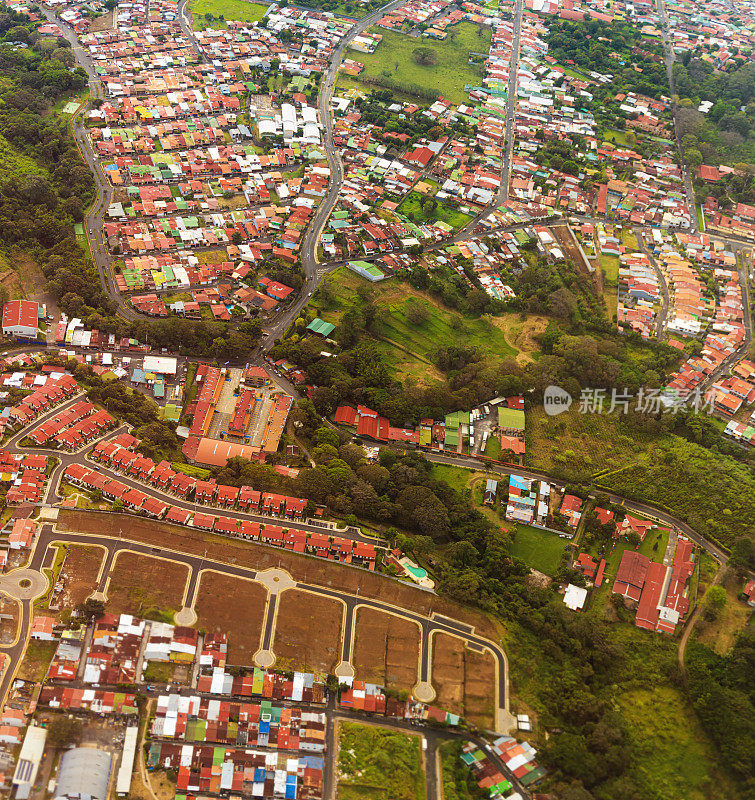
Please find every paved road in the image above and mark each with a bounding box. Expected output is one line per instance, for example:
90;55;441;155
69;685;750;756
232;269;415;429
0;600;31;707
634;225;669;338
655;0;697;232
457;0;524;237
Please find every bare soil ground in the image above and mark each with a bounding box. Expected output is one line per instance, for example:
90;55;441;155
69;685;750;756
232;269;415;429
55;544;105;609
194;572;266;665
273;588;342;676
353;608;419;693
89;9;113;31
490;314;548;365
106;552;189;617
551;224;592;275
57;512;498;641
431;633;495;730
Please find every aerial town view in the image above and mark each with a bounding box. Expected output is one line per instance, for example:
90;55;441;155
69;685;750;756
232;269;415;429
0;0;751;796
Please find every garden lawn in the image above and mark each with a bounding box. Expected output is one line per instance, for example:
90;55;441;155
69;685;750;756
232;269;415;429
510;524;566;575
355;23;491;104
190;0;267;29
337;721;425;800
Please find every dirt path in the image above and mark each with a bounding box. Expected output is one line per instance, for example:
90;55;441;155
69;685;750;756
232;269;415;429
678;564;726;674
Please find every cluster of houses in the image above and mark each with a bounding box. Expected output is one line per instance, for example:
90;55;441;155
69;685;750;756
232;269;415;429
151;694;326;753
334;397;524;457
0;452;49;506
72;0;352;321
1;370;79;430
339;681;466;728
612;536;695;634
148;741;323;799
33;607;328;799
63;443;378;569
500;474;584;536
25;400;115;451
661;232;747;401
505;14;690;228
459;736;545;798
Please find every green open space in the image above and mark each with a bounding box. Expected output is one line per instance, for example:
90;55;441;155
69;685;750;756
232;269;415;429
313;268;517;384
337;721;425;800
526;404;753;553
190;0;268;29
353;23;491;105
616;685;734;800
397;191;472;232
510;524;566;576
507;618;738;800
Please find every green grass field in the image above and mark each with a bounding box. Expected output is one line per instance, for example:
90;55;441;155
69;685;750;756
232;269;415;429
511;524;566;575
354;23;491;104
338;721;426;800
312;268;517;383
617;685;736;800
190;0;267;28
397;191;472;231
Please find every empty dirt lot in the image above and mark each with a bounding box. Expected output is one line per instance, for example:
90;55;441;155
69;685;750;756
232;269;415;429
273;589;342;676
194;572;266;665
353;608;420;693
431;633;496;730
55;544;105;609
106;552;189;618
57;512;497;640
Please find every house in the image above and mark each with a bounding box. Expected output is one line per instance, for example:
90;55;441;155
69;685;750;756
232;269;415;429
612;551;649;602
743;579;755;608
563;584;587;611
30;616;56;641
617;514;653;541
8;519;36;550
560;494;583;527
2;300;39;339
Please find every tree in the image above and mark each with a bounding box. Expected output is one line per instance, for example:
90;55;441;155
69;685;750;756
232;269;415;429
47;716;81;748
405;299;430;326
412;47;437;66
702;585;726;620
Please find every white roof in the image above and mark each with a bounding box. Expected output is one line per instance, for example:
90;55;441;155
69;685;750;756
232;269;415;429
142;355;178;375
563;583;588;611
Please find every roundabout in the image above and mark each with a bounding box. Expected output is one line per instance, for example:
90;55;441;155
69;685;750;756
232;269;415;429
0;569;48;602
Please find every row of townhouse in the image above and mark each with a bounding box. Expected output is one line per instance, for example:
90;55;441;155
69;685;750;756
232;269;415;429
5;374;79;427
27;401;115;449
64;461;378;567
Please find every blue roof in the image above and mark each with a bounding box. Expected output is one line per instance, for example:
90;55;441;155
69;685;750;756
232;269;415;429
509;474;530;491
